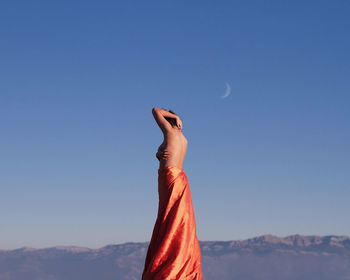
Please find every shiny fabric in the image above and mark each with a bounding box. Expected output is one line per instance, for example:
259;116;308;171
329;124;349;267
142;166;203;280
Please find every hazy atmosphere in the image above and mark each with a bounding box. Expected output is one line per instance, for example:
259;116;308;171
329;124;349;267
1;1;349;250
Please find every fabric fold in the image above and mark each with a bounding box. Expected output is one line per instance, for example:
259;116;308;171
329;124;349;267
142;166;203;280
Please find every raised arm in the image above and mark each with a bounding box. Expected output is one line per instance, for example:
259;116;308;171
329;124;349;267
152;107;182;134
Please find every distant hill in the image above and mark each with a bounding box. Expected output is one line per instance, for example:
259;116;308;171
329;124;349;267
1;234;350;280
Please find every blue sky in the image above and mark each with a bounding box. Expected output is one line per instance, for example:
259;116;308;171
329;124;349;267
1;1;349;249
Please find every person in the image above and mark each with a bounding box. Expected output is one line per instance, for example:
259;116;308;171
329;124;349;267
142;107;203;280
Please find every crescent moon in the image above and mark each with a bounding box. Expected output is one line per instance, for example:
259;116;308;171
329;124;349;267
221;82;231;98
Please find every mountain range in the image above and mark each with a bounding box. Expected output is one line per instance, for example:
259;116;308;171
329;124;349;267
1;234;349;280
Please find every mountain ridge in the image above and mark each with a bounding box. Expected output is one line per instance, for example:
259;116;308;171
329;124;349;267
1;234;349;280
4;233;350;252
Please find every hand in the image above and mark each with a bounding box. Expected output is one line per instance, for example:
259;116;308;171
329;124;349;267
156;149;170;160
175;117;182;130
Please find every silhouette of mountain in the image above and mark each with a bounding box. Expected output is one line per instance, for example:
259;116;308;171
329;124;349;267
1;234;349;280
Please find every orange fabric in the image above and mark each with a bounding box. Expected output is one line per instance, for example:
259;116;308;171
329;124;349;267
142;166;203;280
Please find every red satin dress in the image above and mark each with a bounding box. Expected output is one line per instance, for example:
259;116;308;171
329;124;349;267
142;166;203;280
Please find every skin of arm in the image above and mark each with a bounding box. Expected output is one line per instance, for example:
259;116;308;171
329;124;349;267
152;107;177;119
152;107;182;133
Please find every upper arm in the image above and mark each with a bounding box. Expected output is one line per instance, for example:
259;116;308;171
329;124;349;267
152;108;173;134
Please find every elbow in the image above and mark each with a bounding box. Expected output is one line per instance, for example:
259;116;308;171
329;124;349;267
152;107;159;114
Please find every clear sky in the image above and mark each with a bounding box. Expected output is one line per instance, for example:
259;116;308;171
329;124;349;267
1;1;349;250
